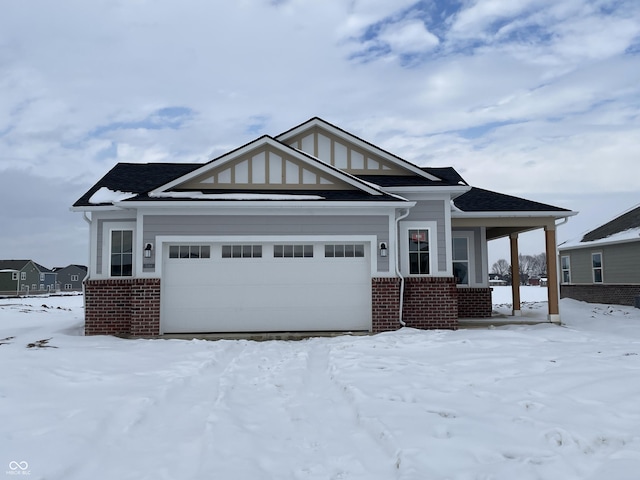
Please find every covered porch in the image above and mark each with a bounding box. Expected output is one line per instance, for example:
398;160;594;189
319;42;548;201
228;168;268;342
452;215;574;324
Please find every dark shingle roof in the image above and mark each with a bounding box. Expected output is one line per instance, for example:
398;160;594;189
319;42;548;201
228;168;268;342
0;260;31;270
356;167;467;188
454;187;572;213
581;205;640;242
73;163;201;207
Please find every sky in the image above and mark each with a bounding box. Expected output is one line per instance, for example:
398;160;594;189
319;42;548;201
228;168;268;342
1;0;639;269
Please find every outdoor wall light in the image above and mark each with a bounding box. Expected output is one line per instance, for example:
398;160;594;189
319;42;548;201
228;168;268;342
144;243;154;258
379;242;388;257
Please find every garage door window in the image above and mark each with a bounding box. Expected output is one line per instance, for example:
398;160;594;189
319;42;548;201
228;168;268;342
325;244;365;258
222;245;262;258
169;245;211;259
274;245;313;258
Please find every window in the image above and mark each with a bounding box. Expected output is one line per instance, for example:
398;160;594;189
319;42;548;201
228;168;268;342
408;229;430;274
324;244;365;258
32;284;37;291
222;245;262;258
21;272;26;281
561;255;571;283
274;244;313;258
111;230;133;276
39;284;44;290
71;274;79;282
452;237;469;285
40;273;45;282
169;245;211;259
592;252;603;283
65;284;72;290
11;272;18;281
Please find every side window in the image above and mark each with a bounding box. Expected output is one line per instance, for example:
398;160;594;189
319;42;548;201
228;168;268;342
408;229;430;274
452;237;469;285
111;230;133;277
592;252;603;283
12;272;18;281
561;255;571;284
21;272;26;281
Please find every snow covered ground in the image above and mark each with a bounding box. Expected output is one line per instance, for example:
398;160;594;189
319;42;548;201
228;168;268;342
1;288;640;480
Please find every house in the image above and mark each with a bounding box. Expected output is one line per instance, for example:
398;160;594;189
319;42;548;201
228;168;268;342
0;260;57;295
53;265;87;291
72;117;576;337
559;203;640;306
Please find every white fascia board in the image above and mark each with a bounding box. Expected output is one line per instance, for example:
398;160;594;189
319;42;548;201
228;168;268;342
69;205;123;213
125;200;416;215
451;210;578;219
276;118;441;181
559;237;640;252
149;136;383;197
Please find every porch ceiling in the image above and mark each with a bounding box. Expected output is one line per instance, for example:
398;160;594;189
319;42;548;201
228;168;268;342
451;216;558;241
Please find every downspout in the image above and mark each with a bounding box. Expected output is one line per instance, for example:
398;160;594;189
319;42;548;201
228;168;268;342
82;212;92;309
395;208;411;327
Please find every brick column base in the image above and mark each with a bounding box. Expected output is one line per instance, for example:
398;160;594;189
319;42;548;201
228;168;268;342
85;278;161;336
372;277;458;332
457;287;493;318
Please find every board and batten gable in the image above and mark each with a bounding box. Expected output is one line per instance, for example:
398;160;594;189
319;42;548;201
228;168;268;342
141;213;391;273
562;242;640;284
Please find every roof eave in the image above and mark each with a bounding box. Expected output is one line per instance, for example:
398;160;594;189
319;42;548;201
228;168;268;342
115;199;415;209
452;210;578;219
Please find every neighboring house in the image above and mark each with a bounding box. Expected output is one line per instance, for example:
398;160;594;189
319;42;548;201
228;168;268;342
0;269;20;296
559;204;640;306
72;117;575;337
488;273;507;286
53;265;87;291
34;263;58;293
0;260;56;295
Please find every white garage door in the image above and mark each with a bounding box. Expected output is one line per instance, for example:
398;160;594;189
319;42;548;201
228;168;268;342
161;242;372;333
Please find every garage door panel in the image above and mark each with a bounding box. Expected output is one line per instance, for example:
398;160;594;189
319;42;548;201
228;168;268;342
162;242;372;333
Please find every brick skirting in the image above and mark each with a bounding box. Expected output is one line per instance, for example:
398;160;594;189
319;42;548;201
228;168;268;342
561;284;640;307
372;277;458;332
85;278;161;336
457;287;493;318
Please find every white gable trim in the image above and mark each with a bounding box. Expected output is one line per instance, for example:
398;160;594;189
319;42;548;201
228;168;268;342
150;136;385;197
276;118;441;181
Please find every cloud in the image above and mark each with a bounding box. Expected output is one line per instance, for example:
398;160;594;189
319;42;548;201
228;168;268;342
0;0;639;266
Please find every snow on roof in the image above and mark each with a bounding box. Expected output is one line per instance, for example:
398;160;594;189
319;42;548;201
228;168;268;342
559;226;640;250
89;187;136;204
150;191;325;201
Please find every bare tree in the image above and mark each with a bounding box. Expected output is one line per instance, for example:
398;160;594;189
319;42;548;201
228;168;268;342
491;259;510;277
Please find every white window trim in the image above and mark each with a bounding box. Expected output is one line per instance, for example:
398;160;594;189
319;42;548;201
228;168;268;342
12;272;18;281
71;275;79;282
399;221;437;277
103;222;136;278
591;252;603;284
561;255;571;284
20;272;26;281
452;231;476;287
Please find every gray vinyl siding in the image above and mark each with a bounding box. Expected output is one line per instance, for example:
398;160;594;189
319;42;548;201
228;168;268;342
403;200;447;272
144;214;390;272
562;241;640;284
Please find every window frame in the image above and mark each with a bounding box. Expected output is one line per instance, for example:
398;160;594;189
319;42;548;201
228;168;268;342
71;274;79;282
452;235;471;286
109;229;134;277
591;252;603;284
11;272;18;281
560;255;571;284
20;272;26;281
400;221;437;277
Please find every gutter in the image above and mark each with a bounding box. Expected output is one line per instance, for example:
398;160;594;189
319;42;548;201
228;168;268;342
394;208;411;327
81;213;92;310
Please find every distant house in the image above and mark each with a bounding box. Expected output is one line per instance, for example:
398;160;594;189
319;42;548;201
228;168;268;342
53;265;87;291
0;260;57;295
488;273;507;286
559;204;640;306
